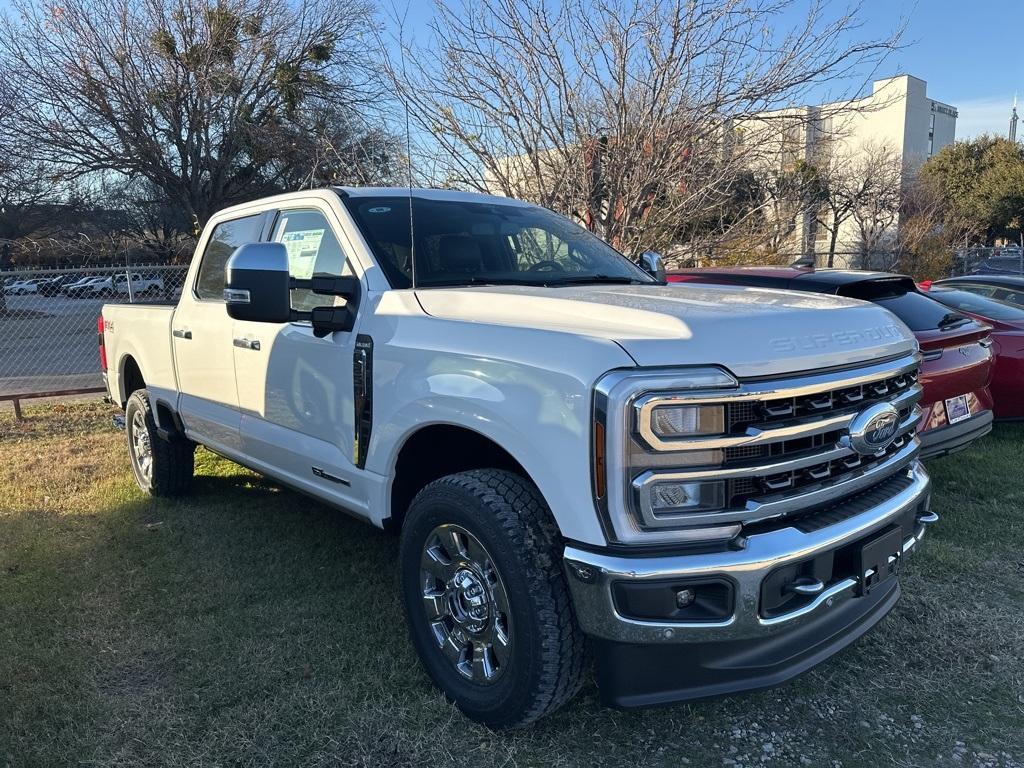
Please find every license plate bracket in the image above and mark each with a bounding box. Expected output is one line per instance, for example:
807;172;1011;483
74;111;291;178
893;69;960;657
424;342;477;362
856;525;903;596
945;394;971;424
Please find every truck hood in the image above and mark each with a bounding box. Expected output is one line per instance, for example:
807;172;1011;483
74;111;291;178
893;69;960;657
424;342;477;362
415;283;917;378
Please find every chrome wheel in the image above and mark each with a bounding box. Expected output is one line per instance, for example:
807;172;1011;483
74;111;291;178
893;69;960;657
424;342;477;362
129;407;153;483
420;524;513;684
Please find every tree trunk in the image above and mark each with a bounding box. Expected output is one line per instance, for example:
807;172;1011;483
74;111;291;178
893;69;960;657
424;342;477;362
828;222;840;268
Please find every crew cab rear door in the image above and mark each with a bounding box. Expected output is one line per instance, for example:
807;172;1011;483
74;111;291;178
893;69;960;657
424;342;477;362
172;213;266;454
230;204;365;512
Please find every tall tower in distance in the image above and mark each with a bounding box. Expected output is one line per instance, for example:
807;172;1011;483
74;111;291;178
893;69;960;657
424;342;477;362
1011;95;1019;143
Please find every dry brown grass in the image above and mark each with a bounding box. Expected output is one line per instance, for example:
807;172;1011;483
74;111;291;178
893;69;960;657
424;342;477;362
2;401;1023;768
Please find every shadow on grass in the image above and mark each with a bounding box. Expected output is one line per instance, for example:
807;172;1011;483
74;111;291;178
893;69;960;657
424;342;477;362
0;473;430;766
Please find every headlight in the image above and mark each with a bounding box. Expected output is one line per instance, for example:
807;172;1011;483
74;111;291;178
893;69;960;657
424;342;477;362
593;367;740;545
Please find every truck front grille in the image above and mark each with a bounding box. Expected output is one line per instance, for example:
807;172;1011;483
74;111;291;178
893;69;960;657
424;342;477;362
630;353;923;530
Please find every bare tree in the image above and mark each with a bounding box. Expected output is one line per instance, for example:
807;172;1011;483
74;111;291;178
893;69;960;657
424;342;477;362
851;146;904;267
746;160;826;258
0;0;392;226
815;142;903;267
386;0;904;256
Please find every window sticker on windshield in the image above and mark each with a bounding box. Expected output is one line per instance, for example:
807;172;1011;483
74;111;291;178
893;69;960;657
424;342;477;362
279;228;325;279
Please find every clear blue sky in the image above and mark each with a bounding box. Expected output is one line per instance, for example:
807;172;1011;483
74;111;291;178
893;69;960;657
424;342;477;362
2;0;1019;139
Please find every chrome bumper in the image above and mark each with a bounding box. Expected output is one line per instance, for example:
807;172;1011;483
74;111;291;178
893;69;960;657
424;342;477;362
564;460;933;644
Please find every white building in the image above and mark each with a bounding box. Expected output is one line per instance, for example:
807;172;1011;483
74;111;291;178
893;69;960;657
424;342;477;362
740;75;958;266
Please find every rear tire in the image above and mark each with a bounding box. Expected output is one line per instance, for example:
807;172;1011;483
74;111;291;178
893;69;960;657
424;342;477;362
125;388;195;497
399;469;586;728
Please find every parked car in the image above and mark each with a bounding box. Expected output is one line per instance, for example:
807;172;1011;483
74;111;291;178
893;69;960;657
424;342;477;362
929;275;1024;309
113;272;165;296
62;276;107;297
968;254;1024;275
918;283;1024;420
101;189;936;727
64;276;118;298
4;278;41;295
668;268;994;458
35;275;75;296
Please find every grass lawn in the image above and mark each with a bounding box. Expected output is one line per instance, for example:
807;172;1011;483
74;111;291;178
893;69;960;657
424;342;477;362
1;401;1022;768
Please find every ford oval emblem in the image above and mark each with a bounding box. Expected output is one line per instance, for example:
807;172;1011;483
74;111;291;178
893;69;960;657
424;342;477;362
842;402;901;456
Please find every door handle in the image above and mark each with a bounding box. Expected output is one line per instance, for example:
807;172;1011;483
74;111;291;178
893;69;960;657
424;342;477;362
172;329;192;340
233;337;261;351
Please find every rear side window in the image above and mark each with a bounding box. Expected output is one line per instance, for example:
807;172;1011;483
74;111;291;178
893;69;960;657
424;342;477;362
195;214;264;300
838;279;965;331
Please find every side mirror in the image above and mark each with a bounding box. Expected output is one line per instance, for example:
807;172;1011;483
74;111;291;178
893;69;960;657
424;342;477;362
224;242;362;337
639;250;667;282
224;243;292;323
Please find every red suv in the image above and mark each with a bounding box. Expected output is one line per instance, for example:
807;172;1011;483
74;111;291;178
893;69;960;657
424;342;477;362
669;268;995;458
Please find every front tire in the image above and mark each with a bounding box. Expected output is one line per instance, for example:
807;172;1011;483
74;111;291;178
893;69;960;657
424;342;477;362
125;388;195;497
399;469;586;728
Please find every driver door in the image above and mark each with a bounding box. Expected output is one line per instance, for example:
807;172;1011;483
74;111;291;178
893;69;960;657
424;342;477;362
231;205;365;511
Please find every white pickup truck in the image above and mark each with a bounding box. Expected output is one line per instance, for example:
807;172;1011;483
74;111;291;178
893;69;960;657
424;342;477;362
101;187;936;727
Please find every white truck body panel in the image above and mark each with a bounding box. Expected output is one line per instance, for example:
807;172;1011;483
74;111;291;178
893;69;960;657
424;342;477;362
103;304;178;406
100;186;935;717
414;284;916;377
101;188;920;547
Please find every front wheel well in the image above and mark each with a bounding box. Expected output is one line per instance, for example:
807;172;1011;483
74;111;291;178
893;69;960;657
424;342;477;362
388;424;530;531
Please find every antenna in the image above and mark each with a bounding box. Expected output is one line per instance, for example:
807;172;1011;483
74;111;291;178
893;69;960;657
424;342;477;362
395;5;417;290
405;95;417;289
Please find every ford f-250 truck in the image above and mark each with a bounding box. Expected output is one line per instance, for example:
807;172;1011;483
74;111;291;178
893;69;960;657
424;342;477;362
100;187;936;727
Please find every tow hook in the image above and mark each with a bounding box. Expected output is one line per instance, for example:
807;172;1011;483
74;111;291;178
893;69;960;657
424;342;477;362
915;511;939;525
785;577;825;596
112;413;126;430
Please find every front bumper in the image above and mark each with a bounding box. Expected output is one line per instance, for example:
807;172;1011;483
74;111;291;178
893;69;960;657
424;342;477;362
563;461;933;707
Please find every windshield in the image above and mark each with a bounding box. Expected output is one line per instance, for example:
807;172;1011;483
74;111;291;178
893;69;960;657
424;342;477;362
927;287;1024;322
342;195;653;289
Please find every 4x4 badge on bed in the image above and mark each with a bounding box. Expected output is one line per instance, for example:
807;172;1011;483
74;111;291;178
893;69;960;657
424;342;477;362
841;402;901;455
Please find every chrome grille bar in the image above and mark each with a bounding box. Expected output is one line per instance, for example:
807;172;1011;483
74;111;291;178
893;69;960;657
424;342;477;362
634;407;920;485
633;437;920;529
626;352;924;532
639;383;921;452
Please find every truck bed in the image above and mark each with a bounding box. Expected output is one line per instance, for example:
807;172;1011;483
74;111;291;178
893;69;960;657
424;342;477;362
101;303;179;406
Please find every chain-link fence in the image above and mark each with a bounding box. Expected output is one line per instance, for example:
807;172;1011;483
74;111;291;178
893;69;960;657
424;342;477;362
1;264;188;403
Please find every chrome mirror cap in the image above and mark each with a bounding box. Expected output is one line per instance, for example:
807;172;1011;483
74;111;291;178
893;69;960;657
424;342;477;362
639;250;667;282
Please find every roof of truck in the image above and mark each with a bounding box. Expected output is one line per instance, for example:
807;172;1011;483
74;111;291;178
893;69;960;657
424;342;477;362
334;186;533;207
210;186;534;223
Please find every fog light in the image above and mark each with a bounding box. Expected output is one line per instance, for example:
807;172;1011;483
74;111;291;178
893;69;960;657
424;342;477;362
675;588;696;608
650;405;724;437
649;480;725;514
